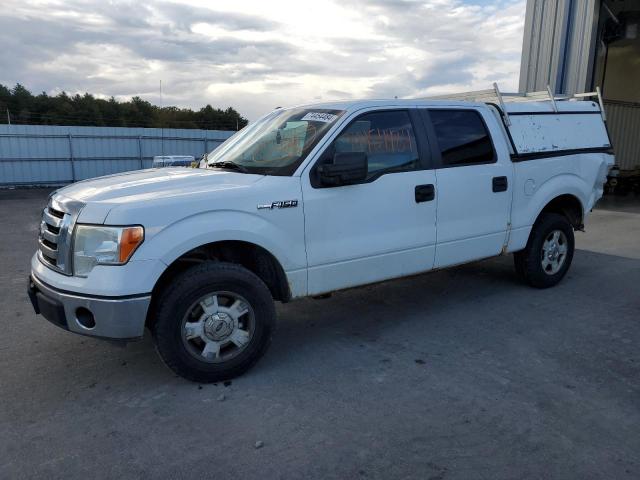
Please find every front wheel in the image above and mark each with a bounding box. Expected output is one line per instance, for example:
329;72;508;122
152;262;275;383
514;213;575;288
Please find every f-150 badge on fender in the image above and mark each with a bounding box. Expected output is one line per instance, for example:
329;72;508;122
257;200;298;210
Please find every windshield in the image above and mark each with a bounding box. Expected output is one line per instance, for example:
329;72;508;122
206;108;345;175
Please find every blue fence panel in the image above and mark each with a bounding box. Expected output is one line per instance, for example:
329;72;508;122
0;124;234;186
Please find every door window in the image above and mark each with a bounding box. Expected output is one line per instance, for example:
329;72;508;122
429;109;495;166
333;110;420;178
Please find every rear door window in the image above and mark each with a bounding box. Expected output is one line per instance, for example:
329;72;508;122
428;109;495;167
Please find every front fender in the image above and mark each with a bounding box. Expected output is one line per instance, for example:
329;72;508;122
135;209;307;273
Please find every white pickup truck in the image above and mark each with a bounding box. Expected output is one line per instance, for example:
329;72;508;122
28;90;613;382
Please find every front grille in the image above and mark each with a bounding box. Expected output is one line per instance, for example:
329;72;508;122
37;195;84;275
39;206;66;270
49;206;64;219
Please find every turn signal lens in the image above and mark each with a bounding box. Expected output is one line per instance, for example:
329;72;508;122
119;226;144;263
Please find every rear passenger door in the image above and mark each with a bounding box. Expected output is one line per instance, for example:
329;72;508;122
420;108;512;268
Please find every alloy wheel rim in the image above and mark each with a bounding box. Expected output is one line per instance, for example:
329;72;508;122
181;291;255;363
541;230;568;275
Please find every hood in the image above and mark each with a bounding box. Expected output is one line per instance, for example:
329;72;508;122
58;168;264;205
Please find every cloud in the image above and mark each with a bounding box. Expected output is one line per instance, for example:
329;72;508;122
0;0;525;120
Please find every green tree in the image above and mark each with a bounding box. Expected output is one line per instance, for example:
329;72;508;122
0;83;248;130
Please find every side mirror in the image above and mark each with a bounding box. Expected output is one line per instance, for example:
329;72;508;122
318;152;368;186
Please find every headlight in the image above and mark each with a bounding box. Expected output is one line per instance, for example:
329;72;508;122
73;225;144;277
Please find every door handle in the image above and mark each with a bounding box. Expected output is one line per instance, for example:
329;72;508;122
492;176;508;192
415;184;435;203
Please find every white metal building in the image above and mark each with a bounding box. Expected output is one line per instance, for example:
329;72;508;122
520;0;640;171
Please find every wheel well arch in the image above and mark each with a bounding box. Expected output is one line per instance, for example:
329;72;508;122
536;194;584;230
147;240;291;327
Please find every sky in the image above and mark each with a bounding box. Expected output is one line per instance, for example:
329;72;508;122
0;0;526;120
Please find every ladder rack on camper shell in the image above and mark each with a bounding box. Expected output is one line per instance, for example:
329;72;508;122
424;83;612;159
425;83;607;125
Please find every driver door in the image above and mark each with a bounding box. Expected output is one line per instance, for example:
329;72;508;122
301;108;438;295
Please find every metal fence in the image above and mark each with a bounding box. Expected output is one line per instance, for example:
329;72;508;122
0;124;234;186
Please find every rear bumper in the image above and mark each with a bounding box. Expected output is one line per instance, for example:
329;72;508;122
28;274;150;340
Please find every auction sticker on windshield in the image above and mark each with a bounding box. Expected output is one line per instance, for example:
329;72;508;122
301;112;338;123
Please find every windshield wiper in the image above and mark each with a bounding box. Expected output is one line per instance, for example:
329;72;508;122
209;160;250;173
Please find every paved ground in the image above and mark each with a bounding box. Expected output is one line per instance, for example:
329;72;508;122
1;188;639;480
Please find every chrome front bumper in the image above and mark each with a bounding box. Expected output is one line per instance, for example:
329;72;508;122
28;274;150;340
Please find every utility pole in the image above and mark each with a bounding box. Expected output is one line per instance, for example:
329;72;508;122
160;79;164;157
6;109;10;125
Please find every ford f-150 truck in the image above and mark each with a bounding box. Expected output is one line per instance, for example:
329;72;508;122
28;88;614;382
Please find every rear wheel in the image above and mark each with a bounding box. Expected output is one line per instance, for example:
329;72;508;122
514;213;575;288
153;262;275;383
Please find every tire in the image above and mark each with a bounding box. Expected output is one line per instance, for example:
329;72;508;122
152;262;275;383
513;213;575;289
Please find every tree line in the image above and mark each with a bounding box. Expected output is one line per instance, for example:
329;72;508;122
0;83;248;131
